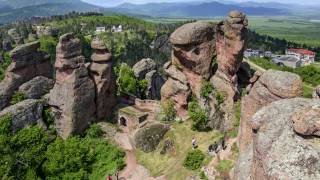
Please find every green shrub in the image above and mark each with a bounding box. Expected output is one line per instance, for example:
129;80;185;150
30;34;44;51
85;124;103;138
42;107;54;126
200;81;214;99
215;90;225;106
216;160;234;173
159;100;176;122
10;91;25;105
183;149;205;170
39;36;58;63
200;171;208;180
0;52;12;81
188;98;209;131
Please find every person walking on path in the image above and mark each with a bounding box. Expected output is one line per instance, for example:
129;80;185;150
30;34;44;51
192;137;197;149
221;136;226;150
213;141;219;154
107;174;112;180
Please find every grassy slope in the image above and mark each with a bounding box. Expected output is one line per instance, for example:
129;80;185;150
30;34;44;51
136;120;223;179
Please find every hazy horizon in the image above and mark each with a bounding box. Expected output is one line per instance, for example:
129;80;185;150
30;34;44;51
82;0;320;7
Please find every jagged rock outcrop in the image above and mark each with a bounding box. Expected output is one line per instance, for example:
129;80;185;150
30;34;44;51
133;58;164;100
235;70;303;180
249;98;320;180
36;26;59;37
88;37;116;120
134;122;170;152
211;10;248;104
2;39;12;51
0;41;53;110
151;34;172;56
8;28;23;45
49;33;96;139
19;76;54;99
161;21;215;118
0;99;45;132
313;85;320;99
292;105;320;136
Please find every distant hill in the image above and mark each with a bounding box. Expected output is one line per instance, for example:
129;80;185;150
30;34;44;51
1;0;81;8
0;1;104;24
109;2;289;17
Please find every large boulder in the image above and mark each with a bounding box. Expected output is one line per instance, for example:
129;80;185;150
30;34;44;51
134;122;170;152
49;33;96;139
88;37;116;120
2;39;12;51
152;34;172;56
235;70;303;179
0;41;53;110
133;58;156;80
36;26;59;37
0;99;45;132
250;98;320;180
19;76;54;99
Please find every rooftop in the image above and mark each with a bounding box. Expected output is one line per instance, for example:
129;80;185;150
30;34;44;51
287;48;316;55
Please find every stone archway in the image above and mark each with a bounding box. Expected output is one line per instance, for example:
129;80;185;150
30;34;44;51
120;117;127;127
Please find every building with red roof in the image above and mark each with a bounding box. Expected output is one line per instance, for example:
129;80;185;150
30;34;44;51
286;48;316;65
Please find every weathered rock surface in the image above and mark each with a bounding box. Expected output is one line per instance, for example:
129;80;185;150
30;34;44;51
292;105;320;136
211;10;248;104
239;70;303;150
36;26;59;37
249;98;320;180
49;33;96;139
152;34;172;56
0;99;45;132
313;85;320;99
88;37;116;120
133;58;164;100
134;122;170;152
8;28;23;45
0;41;53;110
2;39;12;51
133;58;156;80
19;76;54;99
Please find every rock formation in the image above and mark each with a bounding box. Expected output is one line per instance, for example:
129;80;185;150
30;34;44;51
235;70;303;179
151;34;172;56
211;10;248;104
249;98;320;179
0;99;45;132
133;58;164;100
49;33;96;139
36;26;59;37
313;85;320;99
2;39;12;51
19;76;54;99
161;21;215;118
0;41;53;110
88;37;116;120
8;28;23;45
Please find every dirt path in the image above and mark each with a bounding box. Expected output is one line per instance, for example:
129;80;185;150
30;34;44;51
120;151;138;179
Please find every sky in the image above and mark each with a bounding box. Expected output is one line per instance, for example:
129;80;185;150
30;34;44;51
83;0;320;7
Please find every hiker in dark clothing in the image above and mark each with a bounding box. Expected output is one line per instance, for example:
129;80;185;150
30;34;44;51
213;141;219;154
221;136;226;150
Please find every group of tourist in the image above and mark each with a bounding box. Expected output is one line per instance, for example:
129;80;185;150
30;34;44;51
191;136;227;156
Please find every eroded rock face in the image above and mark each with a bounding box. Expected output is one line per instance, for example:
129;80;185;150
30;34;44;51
134;122;170;152
0;41;53;110
36;26;59;37
0;99;45;132
49;33;96;139
235;70;303;180
19;76;54;99
152;34;172;56
239;70;303;151
88;37;116;120
2;39;12;51
8;28;23;45
133;58;164;100
292;105;320;136
250;98;320;180
161;21;215;118
211;10;248;104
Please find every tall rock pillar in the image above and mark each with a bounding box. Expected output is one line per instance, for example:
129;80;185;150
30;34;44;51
49;33;96;139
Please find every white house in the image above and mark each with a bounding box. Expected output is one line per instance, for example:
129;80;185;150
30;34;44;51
95;27;106;34
112;25;123;33
286;48;316;65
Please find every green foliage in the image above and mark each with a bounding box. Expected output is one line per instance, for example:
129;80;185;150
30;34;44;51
0;52;12;81
215;160;234;173
200;81;214;99
188;98;209;131
10;91;26;105
214;90;225;106
200;171;208;180
42;107;54;126
85;124;103;138
39;36;58;62
158;100;176;122
183;149;205;170
116;63;139;96
0;115;125;180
